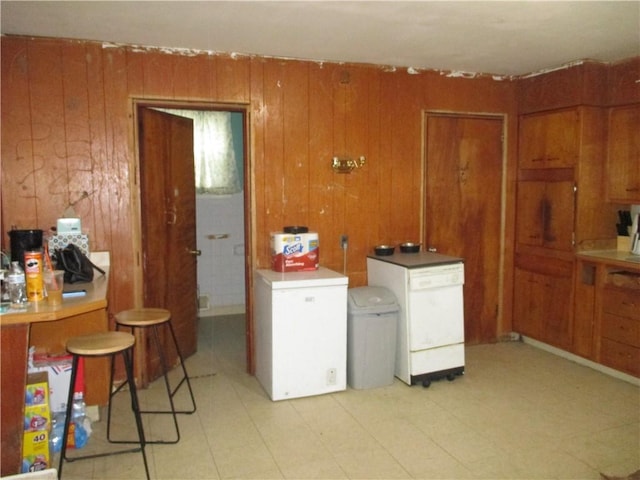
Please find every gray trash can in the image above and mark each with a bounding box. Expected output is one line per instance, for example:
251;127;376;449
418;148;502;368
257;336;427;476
347;286;399;389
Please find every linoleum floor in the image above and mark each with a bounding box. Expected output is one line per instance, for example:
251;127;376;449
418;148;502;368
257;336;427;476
58;315;640;480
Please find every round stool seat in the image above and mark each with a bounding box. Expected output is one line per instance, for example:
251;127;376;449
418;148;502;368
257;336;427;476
67;331;135;356
115;308;171;327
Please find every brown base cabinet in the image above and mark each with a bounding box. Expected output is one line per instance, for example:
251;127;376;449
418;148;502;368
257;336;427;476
573;262;597;358
599;277;640;376
572;256;640;378
513;255;573;350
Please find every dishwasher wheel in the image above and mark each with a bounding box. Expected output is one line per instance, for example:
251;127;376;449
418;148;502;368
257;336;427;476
413;366;464;388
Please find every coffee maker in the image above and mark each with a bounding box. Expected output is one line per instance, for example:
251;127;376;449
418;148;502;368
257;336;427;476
8;229;43;269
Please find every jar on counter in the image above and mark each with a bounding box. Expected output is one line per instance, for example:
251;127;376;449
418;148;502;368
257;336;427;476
7;261;27;308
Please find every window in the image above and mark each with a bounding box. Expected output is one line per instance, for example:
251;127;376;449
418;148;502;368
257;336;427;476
158;109;242;195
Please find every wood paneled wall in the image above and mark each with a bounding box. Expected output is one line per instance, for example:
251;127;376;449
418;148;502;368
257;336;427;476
1;36;517;323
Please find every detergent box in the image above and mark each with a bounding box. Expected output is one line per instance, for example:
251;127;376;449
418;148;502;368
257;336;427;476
22;373;52;473
22;430;51;473
271;232;319;272
24;372;51;432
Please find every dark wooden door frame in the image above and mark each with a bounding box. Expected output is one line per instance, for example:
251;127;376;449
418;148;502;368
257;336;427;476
131;98;255;375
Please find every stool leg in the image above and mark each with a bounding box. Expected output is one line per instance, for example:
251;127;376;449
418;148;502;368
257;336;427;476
58;354;79;479
166;320;197;414
122;347;150;480
106;324;131;443
136;323;181;444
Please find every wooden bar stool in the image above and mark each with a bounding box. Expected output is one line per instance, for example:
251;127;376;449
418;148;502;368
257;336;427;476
58;331;149;480
112;308;196;445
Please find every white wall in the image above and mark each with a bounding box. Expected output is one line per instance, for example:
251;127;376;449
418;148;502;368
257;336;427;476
196;192;245;316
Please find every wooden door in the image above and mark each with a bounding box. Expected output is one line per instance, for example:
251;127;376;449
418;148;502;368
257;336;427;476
139;108;198;384
424;114;503;345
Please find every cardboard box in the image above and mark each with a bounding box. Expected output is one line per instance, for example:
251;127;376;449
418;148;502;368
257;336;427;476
21;430;51;473
271;232;319;272
29;353;74;414
47;233;90;256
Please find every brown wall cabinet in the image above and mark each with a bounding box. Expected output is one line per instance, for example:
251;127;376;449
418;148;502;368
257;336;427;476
518;109;579;169
606;104;640;203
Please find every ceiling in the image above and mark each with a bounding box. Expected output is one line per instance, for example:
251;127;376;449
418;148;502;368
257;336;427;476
1;1;639;77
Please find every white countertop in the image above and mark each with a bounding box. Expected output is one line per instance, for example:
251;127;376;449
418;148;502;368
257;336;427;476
577;249;640;269
256;267;348;289
367;251;463;268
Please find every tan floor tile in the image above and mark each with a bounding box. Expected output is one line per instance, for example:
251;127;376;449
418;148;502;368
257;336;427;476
212;443;280;479
277;457;347;479
429;430;504;465
332;448;410;479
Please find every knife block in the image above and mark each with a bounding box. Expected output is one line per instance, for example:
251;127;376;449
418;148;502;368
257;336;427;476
617;235;631;252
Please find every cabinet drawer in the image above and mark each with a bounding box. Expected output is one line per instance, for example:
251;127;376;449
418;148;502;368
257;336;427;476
602;288;640;320
600;337;640;377
601;313;640;348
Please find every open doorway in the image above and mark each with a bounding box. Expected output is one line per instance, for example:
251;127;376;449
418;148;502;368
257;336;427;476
134;100;253;383
159;109;246;319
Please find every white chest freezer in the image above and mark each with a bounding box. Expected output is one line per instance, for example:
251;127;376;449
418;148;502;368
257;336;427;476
254;267;348;400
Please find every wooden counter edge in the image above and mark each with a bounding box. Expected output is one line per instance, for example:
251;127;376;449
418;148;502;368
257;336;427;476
0;273;109;326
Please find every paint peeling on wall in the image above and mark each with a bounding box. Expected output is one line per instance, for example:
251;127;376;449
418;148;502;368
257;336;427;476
96;39;510;81
443;70;480;79
519;60;586;79
101;41;254;60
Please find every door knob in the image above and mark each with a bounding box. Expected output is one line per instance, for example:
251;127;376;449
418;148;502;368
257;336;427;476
189;249;202;256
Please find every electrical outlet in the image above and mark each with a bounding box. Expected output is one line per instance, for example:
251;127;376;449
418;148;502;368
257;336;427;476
327;368;337;385
340;234;348;250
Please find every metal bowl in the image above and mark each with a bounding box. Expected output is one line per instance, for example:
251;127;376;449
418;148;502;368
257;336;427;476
283;226;308;234
399;242;420;253
374;245;395;256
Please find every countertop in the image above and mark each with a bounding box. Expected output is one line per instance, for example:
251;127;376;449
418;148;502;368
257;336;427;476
367;251;463;268
576;250;640;270
0;252;110;325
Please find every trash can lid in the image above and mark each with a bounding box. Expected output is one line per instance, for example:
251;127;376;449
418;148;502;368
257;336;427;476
348;286;398;314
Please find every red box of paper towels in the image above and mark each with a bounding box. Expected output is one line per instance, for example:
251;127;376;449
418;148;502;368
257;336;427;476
271;233;319;272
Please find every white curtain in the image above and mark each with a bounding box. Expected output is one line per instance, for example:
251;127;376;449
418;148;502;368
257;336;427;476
158;109;241;195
